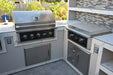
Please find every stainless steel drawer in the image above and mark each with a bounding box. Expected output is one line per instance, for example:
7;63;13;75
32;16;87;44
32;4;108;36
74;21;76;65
67;41;90;75
24;44;51;66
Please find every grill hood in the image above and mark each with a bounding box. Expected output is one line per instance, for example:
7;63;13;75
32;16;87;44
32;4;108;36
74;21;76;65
12;10;55;24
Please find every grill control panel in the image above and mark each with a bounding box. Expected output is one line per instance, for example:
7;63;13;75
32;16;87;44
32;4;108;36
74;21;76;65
68;30;88;48
19;29;55;42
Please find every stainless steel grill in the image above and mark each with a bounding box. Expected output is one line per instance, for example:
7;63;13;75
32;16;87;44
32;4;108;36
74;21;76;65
12;11;55;30
12;10;56;43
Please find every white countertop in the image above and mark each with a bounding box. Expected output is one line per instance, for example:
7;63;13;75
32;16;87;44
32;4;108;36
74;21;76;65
0;21;67;34
95;33;113;45
0;22;15;33
56;20;67;27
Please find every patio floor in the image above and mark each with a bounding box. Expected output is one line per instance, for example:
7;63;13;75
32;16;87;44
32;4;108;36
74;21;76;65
10;60;80;75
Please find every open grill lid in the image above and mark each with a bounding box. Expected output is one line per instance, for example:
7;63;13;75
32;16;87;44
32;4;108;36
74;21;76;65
12;10;55;24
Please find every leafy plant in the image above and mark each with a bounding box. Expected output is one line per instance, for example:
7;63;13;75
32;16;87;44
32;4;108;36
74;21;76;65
59;6;67;20
49;2;68;20
49;2;61;20
59;2;68;20
0;0;16;14
25;1;68;20
26;1;45;11
45;0;61;3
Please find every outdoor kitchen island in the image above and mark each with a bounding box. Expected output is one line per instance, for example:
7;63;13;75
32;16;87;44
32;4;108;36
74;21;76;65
0;17;113;75
0;0;113;75
66;0;113;75
0;20;67;75
91;33;113;75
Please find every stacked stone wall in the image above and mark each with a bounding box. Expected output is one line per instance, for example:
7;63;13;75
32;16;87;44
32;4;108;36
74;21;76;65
76;0;113;10
75;12;113;28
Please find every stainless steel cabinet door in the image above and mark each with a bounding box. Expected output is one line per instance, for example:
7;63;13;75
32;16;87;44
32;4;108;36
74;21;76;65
67;41;90;75
24;44;51;66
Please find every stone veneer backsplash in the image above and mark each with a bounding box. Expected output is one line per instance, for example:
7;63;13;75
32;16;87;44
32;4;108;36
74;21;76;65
76;0;113;10
75;12;113;28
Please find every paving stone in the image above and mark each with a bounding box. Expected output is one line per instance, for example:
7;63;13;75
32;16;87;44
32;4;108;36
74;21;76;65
10;60;80;75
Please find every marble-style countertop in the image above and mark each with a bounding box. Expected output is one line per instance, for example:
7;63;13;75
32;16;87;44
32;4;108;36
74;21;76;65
95;33;113;46
0;22;15;33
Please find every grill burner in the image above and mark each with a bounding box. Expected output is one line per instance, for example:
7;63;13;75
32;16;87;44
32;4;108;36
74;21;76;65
12;11;56;42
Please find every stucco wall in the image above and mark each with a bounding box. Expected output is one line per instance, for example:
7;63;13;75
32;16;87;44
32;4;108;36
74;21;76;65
0;27;64;74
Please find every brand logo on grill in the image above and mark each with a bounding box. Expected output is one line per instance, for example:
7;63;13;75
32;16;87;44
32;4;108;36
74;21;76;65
33;16;38;21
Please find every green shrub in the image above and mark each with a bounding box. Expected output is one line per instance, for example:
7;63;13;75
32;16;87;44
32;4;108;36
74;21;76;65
26;1;45;11
45;0;61;3
49;2;67;20
25;1;68;20
64;0;68;2
0;0;16;14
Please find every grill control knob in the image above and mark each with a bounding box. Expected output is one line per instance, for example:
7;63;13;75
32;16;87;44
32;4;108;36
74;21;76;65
23;35;27;39
75;36;78;40
36;33;40;37
79;38;84;43
70;34;74;37
30;34;34;39
43;33;47;36
49;32;52;35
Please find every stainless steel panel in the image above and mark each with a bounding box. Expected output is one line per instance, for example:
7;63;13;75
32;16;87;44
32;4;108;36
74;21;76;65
24;44;51;66
12;11;55;24
16;23;55;29
67;41;90;75
68;21;111;36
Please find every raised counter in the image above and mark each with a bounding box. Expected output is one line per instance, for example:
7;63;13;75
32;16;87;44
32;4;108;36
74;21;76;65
95;33;113;46
0;22;15;33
